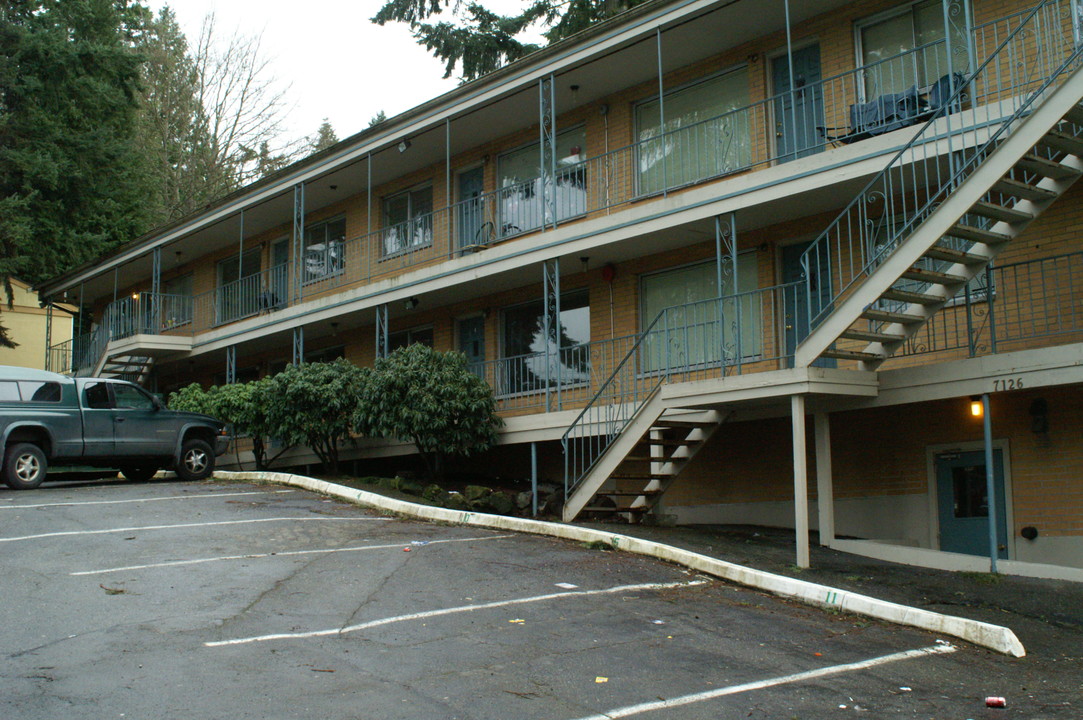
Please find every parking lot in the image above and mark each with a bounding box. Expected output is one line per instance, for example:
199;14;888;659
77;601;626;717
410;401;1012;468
0;479;1046;719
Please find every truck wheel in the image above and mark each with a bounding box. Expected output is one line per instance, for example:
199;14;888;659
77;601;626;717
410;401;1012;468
4;443;48;490
176;439;214;482
120;466;159;482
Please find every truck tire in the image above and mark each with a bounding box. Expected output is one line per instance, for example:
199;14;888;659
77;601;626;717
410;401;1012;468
176;438;214;482
4;443;48;490
120;466;159;483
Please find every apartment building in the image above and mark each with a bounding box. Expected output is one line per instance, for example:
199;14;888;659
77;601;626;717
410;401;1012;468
38;0;1083;575
0;278;75;370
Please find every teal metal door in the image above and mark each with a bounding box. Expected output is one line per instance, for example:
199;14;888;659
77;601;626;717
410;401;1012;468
457;167;486;250
782;241;834;368
772;45;824;161
936;450;1008;558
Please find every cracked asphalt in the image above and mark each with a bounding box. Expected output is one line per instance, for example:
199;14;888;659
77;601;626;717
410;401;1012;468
0;479;1070;719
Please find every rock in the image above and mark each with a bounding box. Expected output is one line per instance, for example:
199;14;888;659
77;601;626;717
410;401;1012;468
464;485;492;502
422;484;447;503
399;479;424;496
515;490;534;510
488;492;515;515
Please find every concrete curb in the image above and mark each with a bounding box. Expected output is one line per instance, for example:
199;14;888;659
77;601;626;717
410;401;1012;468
215;470;1026;657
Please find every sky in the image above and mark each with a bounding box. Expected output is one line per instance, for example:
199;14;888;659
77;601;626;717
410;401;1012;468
145;0;495;145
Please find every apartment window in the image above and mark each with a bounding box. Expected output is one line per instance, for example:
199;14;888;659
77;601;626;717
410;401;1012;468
498;127;587;237
303;216;346;282
389;326;434;351
857;0;970;98
640;257;760;371
305;345;346;364
216;248;261;324
383;186;433;257
636;68;751;196
499;290;589;394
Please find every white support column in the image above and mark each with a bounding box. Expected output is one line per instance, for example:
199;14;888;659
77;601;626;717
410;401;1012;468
792;394;810;568
814;412;835;547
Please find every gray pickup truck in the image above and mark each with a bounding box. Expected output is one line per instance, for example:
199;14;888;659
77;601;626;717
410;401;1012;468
0;366;230;490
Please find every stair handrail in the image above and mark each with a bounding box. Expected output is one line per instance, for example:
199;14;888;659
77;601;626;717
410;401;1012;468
799;0;1083;342
561;302;672;501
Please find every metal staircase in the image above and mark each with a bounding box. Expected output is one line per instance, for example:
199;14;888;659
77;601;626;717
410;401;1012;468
95;352;155;385
797;2;1083;369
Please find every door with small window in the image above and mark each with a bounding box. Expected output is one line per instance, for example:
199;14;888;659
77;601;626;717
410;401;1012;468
457;316;486;378
936;450;1008;558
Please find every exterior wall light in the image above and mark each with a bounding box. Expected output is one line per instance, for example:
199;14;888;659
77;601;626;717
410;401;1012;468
404;297;419;310
969;396;984;418
398;139;411;153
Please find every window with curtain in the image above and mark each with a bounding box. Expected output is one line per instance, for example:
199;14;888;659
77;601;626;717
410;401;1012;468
499;290;589;394
383;186;433;256
498;127;587;237
640;257;760;372
303;216;346;282
636;68;751;197
858;0;970;98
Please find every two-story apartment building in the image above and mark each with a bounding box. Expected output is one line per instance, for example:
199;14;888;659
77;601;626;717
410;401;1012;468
37;0;1083;576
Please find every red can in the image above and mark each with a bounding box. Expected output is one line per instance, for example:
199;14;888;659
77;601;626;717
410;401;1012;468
985;696;1007;708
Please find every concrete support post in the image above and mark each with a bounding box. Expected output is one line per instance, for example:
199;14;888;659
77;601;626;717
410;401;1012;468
814;412;834;546
792;394;810;568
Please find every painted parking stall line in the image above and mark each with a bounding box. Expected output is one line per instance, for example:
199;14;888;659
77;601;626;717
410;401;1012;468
0;489;293;511
0;516;390;543
206;579;709;647
568;643;959;720
72;534;515;576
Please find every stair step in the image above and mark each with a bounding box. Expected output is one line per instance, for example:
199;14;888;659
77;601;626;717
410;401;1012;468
860;308;925;325
822;348;885;362
839;329;906;344
1064;103;1083;125
622;455;660;463
991;177;1058;203
610;473;673;481
596;491;663;497
922;245;987;265
881;287;946;305
1041;129;1083;157
948;222;1012;246
583;505;650;513
900;267;968;285
634;439;702;449
1015;153;1080;181
650;419;707;429
969;200;1033;224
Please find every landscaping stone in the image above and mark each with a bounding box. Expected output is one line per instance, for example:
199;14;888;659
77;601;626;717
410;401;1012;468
464;485;492;502
488;492;515;515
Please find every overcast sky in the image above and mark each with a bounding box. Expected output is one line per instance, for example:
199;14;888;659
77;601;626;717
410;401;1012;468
146;0;503;144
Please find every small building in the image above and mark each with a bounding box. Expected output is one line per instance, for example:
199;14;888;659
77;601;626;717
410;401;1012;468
0;277;75;371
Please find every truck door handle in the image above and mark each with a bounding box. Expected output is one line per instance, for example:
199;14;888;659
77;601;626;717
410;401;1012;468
115;417;126;423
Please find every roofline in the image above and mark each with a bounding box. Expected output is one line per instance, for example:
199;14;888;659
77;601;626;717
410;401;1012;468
39;0;735;296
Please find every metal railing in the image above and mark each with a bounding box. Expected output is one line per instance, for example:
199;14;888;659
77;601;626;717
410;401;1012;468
800;0;1081;347
561;282;801;498
897;249;1083;359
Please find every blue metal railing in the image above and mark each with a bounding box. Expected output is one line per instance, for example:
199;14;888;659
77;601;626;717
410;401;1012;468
799;0;1082;351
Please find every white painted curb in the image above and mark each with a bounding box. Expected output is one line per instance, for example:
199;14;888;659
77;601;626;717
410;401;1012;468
215;470;1026;657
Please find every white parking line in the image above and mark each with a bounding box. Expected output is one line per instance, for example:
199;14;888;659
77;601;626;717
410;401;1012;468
567;643;958;719
0;516;390;543
0;490;293;510
71;534;515;575
205;579;709;647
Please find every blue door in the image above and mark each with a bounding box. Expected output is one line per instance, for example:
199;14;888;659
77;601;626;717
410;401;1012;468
772;45;824;161
781;241;834;368
457;316;486;377
457;167;487;251
936;450;1008;558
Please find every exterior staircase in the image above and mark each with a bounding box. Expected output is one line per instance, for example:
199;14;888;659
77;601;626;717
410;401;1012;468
797;18;1083;369
560;2;1083;524
95;352;155;385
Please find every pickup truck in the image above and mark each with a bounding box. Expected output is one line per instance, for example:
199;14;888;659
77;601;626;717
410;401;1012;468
0;366;230;490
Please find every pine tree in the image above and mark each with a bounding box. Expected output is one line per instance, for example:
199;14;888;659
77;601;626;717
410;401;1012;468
309;119;338;153
0;0;150;343
371;0;650;82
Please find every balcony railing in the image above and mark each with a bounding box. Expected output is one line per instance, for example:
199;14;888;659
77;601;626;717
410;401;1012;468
896;250;1083;360
52;2;1080;378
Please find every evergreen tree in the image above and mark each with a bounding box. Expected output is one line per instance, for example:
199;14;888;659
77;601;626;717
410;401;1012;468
309;118;338;153
367;110;387;127
372;0;650;82
0;0;150;290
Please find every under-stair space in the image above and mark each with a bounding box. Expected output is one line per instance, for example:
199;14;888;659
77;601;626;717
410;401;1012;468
576;409;725;522
95;353;155;385
797;70;1083;371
